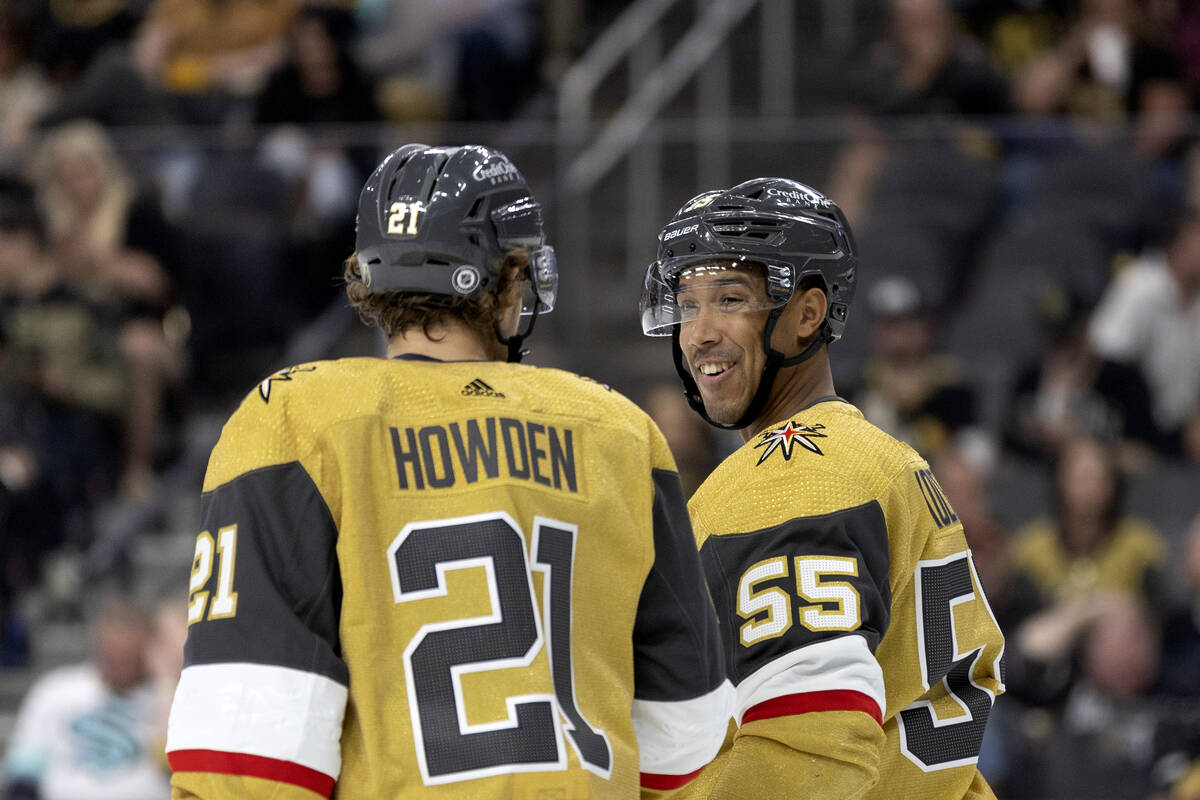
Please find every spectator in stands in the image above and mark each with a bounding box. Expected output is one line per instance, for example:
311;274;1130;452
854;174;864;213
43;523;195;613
448;0;542;120
38;0;299;129
141;0;297;106
855;0;1011;117
1031;595;1164;800
0;183;62;669
351;0;445;122
1009;434;1168;614
26;0;142;90
255;4;381;325
851;275;990;466
354;0;540;122
255;4;379;129
1011;0;1190;143
1003;281;1162;469
0;8;56;154
999;434;1166;779
32;123;173;311
0;326;63;669
34;17;177;131
0;178;124;525
1000;432;1168;735
1089;201;1200;459
1003;0;1192;213
956;0;1069;80
0;591;169;800
31;121;186;501
830;0;1009;220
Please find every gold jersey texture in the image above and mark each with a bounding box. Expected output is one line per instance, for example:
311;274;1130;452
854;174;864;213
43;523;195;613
688;397;1006;799
166;356;729;800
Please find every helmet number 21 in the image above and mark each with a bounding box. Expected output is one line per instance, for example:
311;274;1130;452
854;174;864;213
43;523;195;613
388;512;612;785
387;201;424;236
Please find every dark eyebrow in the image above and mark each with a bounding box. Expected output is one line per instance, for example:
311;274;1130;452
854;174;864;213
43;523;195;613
677;275;755;291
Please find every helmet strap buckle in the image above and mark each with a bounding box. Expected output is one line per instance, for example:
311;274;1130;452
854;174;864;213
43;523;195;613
495;298;544;363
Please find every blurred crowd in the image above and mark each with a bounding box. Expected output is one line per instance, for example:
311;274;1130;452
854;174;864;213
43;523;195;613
0;0;1198;799
647;1;1200;798
828;1;1200;797
0;0;548;661
2;588;184;800
0;2;552;797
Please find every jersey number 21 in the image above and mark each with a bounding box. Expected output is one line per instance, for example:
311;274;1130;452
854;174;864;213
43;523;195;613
388;512;613;785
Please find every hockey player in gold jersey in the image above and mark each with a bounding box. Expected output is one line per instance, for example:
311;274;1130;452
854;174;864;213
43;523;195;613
166;144;733;799
639;179;1005;799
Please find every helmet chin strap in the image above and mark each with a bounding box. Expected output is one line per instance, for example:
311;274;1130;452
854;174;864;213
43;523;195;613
673;309;830;431
495;299;543;363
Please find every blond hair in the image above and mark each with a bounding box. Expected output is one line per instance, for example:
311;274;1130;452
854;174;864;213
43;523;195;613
32;120;133;254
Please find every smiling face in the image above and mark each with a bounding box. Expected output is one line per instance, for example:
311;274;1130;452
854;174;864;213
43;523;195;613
676;263;774;425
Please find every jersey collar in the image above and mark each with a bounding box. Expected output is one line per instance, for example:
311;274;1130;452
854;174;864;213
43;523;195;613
390;353;445;362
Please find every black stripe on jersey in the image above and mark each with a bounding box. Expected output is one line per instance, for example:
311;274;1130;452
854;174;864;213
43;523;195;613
186;462;346;686
632;469;726;701
700;501;891;685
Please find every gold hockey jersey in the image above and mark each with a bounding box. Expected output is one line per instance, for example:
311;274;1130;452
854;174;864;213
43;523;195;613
166;356;732;800
688;398;1005;799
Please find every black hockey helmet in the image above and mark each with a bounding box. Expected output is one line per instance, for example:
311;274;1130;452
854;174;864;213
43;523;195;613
354;143;557;360
639;178;858;429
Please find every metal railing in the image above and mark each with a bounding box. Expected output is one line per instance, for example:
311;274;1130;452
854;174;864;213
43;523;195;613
553;0;812;350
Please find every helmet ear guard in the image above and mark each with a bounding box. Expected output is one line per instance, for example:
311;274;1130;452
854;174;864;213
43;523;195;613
491;196;558;315
353;143;557;361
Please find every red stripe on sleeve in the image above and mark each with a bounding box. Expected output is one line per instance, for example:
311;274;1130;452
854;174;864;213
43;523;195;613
741;689;883;726
640;764;705;791
168;749;335;797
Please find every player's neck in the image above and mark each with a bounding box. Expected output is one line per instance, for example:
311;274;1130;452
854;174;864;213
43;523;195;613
740;351;836;442
387;320;498;362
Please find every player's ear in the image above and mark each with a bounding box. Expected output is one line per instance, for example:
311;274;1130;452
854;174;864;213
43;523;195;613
790;286;827;343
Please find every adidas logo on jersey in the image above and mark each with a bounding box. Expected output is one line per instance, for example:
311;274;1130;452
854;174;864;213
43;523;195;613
462;379;505;398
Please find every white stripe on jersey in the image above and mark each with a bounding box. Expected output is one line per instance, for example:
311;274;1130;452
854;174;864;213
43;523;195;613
736;635;885;723
632;680;734;776
166;662;348;779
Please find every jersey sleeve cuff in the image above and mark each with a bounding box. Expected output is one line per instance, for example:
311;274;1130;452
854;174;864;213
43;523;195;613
633;680;734;781
166;662;347;786
736;636;885;724
167;749;336;798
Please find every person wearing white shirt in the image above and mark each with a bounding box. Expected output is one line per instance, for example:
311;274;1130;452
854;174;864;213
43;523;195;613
2;594;169;800
1090;205;1200;451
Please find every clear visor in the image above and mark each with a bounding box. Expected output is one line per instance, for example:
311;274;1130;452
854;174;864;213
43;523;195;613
520;245;557;315
494;198;555;315
639;256;795;335
494;198;544;249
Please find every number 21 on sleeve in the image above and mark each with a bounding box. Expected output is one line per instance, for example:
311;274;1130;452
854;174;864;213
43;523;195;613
188;525;240;625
